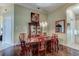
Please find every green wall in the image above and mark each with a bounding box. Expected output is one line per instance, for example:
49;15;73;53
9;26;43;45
14;4;47;44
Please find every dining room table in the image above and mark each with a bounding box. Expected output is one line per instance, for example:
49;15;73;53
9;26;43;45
24;36;52;55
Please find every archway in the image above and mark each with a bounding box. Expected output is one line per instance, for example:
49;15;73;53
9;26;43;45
66;4;79;50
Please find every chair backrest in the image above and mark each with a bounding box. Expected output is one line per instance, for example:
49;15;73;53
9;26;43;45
20;40;26;47
54;34;59;44
38;35;45;49
51;34;54;40
19;33;26;48
51;34;59;44
19;33;26;41
55;35;59;44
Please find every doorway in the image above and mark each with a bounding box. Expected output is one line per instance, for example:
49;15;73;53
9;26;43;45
66;4;79;50
0;4;14;51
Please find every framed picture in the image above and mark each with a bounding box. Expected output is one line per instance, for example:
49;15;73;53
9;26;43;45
55;20;65;33
31;12;39;23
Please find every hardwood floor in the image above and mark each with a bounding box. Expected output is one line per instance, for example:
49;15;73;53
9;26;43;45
0;45;79;56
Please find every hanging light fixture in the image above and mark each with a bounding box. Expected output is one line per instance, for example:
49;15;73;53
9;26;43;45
40;21;47;27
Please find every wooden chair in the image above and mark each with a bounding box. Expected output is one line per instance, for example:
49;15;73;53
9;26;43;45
38;35;46;56
31;42;38;56
19;33;30;56
20;40;27;55
51;34;54;53
54;34;59;52
30;35;38;56
46;39;51;54
51;34;59;53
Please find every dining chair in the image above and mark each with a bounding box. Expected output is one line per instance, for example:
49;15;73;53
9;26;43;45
55;34;59;52
30;35;38;56
51;34;59;53
38;35;46;56
31;42;38;56
51;34;54;53
19;33;30;56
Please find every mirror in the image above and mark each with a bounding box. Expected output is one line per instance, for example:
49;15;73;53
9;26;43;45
55;20;65;33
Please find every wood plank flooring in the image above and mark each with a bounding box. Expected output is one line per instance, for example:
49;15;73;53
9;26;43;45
0;45;79;56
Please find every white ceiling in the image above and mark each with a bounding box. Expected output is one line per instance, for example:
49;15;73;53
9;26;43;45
72;5;79;15
0;3;12;6
68;4;79;15
17;3;65;13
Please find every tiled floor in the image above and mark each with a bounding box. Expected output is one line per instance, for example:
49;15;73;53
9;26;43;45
0;45;79;56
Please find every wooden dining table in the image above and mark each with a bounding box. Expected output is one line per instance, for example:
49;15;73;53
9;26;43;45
24;37;52;55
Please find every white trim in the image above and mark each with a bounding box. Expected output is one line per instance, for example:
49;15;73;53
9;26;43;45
14;42;20;46
60;43;79;50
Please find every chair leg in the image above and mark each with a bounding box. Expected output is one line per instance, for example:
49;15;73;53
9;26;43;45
51;47;53;54
44;49;46;56
20;50;26;56
38;50;46;56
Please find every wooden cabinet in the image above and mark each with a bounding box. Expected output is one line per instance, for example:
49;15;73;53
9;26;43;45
28;23;41;37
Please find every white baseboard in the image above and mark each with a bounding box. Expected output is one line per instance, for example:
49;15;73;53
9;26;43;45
14;42;20;46
60;43;79;50
0;42;20;51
